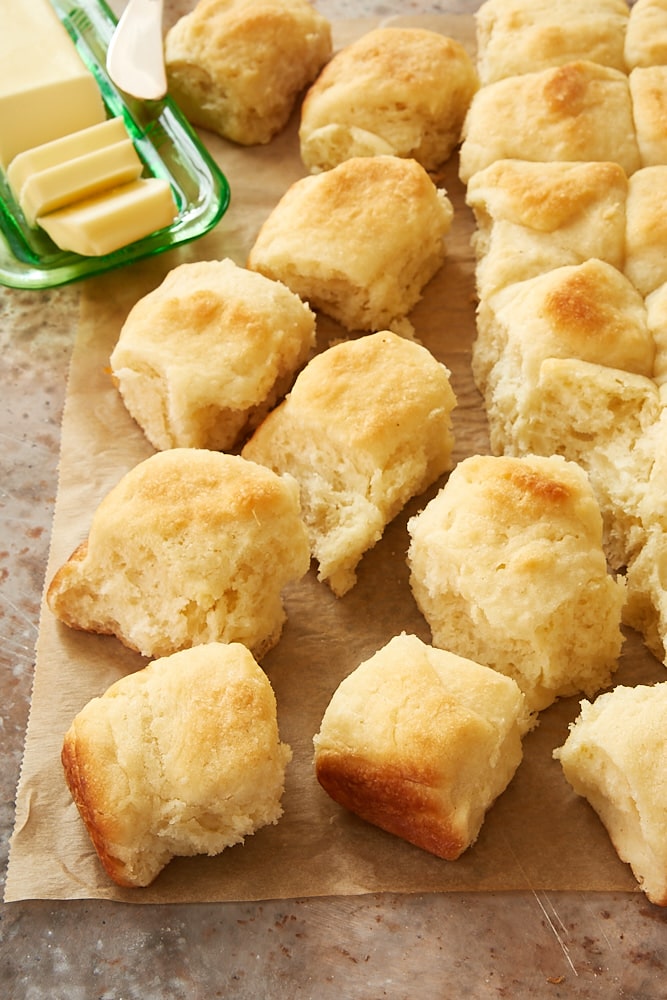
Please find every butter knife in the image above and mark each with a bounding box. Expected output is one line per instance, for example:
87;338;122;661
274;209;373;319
106;0;167;101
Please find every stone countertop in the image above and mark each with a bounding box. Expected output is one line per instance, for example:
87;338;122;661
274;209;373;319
2;2;666;998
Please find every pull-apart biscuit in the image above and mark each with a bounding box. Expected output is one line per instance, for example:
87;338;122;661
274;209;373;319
555;682;667;906
475;0;629;86
459;61;640;184
62;642;292;888
313;632;533;860
110;259;316;452
47;450;310;659
407;454;626;712
466;159;627;299
299;27;478;173
629;66;667;168
164;0;332;145
247;155;453;333
243;331;456;597
625;0;667;70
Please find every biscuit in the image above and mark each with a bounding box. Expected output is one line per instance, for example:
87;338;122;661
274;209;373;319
623;401;667;660
407;454;626;712
629;66;667;168
459;61;640;184
110;259;316;451
47;449;310;659
62;642;292;887
472;259;655;452
475;0;629;86
625;168;667;297
299;27;478;173
625;0;667;70
164;0;332;145
466;159;627;299
242;331;456;596
645;281;667;386
555;682;667;906
515;357;662;570
313;632;533;859
247;155;454;333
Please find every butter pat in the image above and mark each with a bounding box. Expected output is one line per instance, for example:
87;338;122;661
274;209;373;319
7;118;130;199
0;0;106;168
38;179;178;256
18;140;144;226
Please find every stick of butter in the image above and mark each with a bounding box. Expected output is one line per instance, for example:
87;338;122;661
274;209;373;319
19;140;144;227
7;118;130;199
38;178;178;257
0;0;106;169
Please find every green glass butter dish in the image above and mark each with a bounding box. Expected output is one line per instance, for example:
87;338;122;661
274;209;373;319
0;0;230;289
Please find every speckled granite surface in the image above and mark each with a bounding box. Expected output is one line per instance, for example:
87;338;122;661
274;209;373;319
2;1;667;997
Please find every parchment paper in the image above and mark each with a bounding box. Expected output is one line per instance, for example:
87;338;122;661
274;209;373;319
6;16;664;904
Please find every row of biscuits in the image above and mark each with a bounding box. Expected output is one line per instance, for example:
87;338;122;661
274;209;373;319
459;0;667;905
41;5;662;900
460;0;667;660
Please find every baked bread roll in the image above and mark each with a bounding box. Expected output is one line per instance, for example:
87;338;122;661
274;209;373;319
247;155;454;333
407;454;626;712
472;259;655;453
511;357;661;570
625;0;667;70
46;450;310;659
109;259;316;452
164;0;332;145
62;641;292;888
475;0;629;86
313;632;533;859
629;67;667;168
242;331;456;596
623;401;667;660
625;169;667;297
646;281;667;386
459;61;640;184
625;527;667;663
626;553;667;664
299;27;478;173
466;159;627;299
554;682;667;906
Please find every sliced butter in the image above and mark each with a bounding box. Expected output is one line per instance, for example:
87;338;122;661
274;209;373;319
38;178;178;257
19;140;144;227
7;118;130;198
0;0;106;168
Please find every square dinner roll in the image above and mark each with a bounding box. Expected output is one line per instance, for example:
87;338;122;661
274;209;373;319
554;683;667;906
247;155;454;333
46;450;310;659
475;0;629;86
624;531;667;663
299;26;478;173
459;61;640;184
242;331;456;596
466;159;627;299
472;259;655;454
625;0;667;70
625;168;667;297
623;403;667;661
645;281;667;386
109;259;316;452
164;0;332;145
407;454;626;712
521;357;662;570
313;633;533;860
62;642;292;888
629;66;667;168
